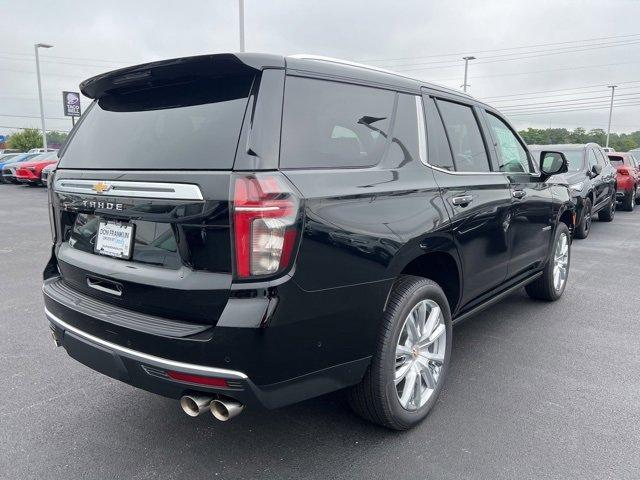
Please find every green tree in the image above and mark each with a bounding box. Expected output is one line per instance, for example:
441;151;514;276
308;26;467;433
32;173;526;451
46;131;68;147
7;128;43;151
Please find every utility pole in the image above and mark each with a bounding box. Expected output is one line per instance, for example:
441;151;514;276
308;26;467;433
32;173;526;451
462;56;476;93
239;0;245;52
606;85;616;148
35;43;53;150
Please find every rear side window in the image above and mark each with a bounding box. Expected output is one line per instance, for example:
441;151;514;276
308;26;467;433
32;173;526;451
424;97;454;171
385;94;424;168
436;100;490;172
280;76;395;168
485;112;533;173
59;75;254;170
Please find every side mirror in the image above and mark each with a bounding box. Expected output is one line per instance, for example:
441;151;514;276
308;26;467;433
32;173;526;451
592;164;603;176
539;151;568;180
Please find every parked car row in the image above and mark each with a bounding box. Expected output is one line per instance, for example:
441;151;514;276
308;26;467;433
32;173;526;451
529;144;640;239
0;151;58;185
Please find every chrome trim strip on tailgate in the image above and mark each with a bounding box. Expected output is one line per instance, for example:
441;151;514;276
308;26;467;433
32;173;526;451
53;179;204;200
45;306;248;380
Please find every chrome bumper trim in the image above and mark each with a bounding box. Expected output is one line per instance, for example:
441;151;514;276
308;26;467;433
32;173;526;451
44;306;248;380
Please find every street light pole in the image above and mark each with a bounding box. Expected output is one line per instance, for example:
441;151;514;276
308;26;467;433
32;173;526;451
462;56;475;93
34;43;53;150
606;85;616;148
238;0;245;52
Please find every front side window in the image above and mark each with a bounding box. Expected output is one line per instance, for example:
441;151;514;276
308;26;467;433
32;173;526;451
594;148;608;166
485;112;533;173
587;149;599;170
280;76;395;169
436;100;490;172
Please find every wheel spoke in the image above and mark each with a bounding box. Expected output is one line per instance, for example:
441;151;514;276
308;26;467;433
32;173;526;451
395;360;413;385
420;305;441;342
419;351;444;364
421;366;436;389
406;314;420;343
396;344;412;357
399;369;417;406
413;368;422;407
418;323;446;347
416;301;427;336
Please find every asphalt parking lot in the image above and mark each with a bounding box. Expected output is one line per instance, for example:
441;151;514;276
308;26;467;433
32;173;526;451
1;183;639;480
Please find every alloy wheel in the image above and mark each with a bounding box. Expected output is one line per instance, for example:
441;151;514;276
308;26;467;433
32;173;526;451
553;232;569;292
394;299;446;411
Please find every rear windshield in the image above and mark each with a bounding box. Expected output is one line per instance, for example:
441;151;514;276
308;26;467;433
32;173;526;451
608;155;624;166
59;75;253;170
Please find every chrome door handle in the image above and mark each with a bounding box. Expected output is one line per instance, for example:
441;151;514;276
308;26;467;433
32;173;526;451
452;195;473;206
512;190;526;199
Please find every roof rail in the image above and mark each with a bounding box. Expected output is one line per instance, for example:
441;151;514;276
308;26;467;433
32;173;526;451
289;54;471;98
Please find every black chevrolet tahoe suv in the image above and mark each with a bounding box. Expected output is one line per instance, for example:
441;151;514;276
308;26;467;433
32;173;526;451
44;53;573;430
530;143;616;239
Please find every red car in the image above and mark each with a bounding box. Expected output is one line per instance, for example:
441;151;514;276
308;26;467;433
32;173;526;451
608;152;640;211
15;152;58;186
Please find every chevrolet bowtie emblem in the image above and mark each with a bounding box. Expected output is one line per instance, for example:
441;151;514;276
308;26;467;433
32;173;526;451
92;181;112;194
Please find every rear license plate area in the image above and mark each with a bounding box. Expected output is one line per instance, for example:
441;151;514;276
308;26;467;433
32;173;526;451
94;220;135;259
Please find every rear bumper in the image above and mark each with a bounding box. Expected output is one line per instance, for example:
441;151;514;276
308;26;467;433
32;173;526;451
616;176;634;192
46;307;369;409
43;275;377;409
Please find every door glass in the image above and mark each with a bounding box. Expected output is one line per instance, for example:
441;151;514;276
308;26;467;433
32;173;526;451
485;112;533;173
436;100;490;172
587;149;598;169
594;148;608;166
280;76;395;169
424;97;454;171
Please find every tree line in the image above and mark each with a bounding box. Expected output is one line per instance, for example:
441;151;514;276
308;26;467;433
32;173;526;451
518;127;640;152
4;128;68;151
3;126;640;154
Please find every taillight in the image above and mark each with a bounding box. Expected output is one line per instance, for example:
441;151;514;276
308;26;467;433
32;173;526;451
232;173;301;279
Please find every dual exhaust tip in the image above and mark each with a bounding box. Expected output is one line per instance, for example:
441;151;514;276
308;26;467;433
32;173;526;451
180;394;244;421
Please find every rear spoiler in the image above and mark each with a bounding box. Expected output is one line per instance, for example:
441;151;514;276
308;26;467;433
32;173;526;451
80;53;285;99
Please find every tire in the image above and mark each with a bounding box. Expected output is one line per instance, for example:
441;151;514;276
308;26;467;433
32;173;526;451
526;222;571;301
622;189;635;211
598;195;616;221
574;199;591;239
348;275;452;430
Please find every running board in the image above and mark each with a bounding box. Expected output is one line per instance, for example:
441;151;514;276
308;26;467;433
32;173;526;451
452;271;543;326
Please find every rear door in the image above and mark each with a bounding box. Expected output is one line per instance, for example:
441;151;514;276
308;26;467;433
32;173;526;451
51;61;283;325
423;94;511;305
594;147;616;204
481;109;553;277
587;148;607;208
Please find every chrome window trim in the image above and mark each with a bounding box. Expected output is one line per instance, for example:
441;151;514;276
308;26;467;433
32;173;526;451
415;96;428;166
53;179;204;200
44;306;248;380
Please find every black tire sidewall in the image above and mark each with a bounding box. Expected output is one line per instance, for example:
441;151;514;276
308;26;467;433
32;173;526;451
548;223;571;299
576;199;591;238
381;281;452;429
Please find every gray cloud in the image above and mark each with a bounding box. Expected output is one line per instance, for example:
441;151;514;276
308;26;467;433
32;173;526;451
1;0;639;136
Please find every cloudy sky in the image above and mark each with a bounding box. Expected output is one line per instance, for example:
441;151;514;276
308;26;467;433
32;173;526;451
1;0;639;137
